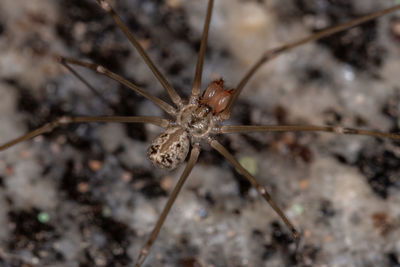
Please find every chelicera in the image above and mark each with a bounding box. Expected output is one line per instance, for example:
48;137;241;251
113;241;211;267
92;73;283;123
1;0;400;266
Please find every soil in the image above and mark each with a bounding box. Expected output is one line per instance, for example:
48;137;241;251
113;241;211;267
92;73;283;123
0;0;399;266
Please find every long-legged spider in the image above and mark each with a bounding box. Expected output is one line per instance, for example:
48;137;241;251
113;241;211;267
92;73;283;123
1;0;400;266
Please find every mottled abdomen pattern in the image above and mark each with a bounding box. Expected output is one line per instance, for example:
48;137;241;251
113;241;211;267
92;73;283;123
147;126;190;170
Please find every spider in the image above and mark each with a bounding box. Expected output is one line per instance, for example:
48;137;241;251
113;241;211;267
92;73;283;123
1;0;400;266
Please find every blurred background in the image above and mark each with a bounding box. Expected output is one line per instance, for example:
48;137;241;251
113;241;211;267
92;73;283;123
0;0;400;266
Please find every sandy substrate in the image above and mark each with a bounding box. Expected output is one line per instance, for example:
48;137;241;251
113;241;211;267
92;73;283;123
0;0;400;266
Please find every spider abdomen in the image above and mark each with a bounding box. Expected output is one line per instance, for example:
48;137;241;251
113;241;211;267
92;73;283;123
147;126;190;170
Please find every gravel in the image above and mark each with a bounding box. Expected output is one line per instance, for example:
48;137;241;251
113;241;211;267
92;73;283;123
0;0;399;266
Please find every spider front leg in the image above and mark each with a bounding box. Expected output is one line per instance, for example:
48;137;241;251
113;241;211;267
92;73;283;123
0;116;169;151
220;4;400;120
209;138;300;240
219;125;400;140
56;56;177;116
60;60;113;108
135;144;201;267
96;0;184;108
190;0;214;103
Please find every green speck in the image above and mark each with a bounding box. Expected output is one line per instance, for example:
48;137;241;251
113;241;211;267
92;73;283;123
37;212;50;223
102;206;112;217
292;204;304;215
396;0;400;5
239;156;258;176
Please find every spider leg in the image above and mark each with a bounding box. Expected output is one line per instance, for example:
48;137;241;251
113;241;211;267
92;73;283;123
96;0;184;108
135;144;201;267
209;138;300;240
220;4;400;120
60;60;113;108
0;116;169;151
190;0;214;103
56;56;176;116
217;125;400;140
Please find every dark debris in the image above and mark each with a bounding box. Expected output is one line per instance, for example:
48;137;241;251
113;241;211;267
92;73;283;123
8;208;62;264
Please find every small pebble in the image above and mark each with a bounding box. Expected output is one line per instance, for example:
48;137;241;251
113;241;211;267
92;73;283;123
77;182;89;193
161;176;174;191
239;156;258;176
300;179;309;190
89;160;102;171
37;212;50;223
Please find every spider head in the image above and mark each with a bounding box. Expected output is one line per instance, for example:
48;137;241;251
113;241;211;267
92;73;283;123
178;104;213;138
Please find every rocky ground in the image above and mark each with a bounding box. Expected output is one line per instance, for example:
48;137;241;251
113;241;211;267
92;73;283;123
0;0;400;266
